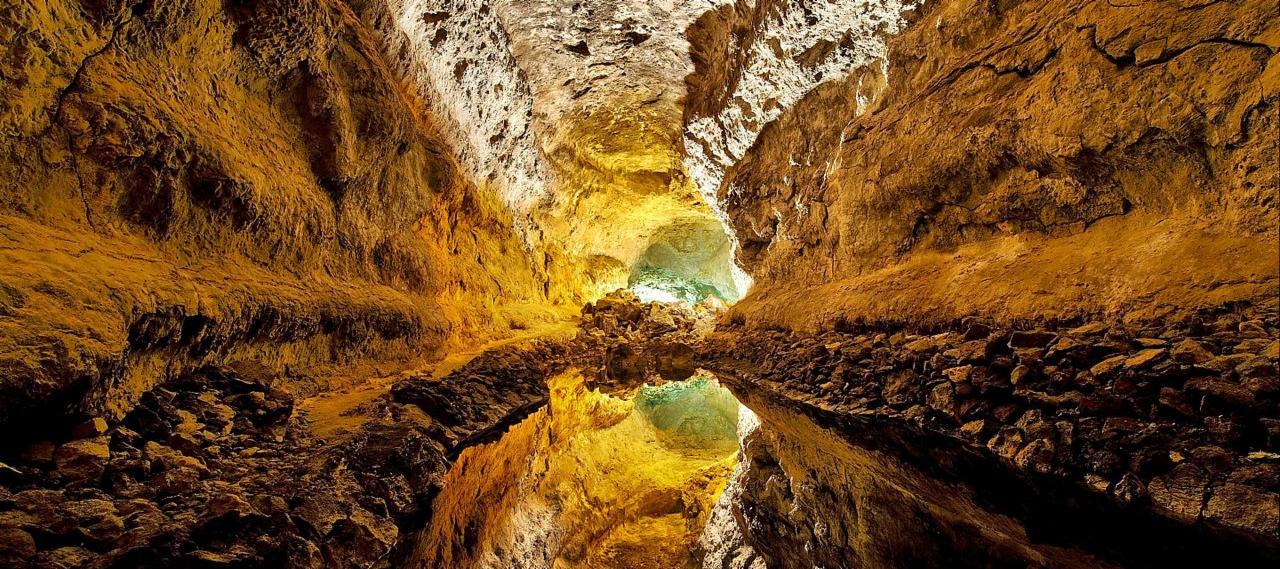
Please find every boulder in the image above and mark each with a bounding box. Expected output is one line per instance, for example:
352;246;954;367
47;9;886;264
1148;464;1208;524
0;526;37;564
1204;484;1280;536
72;417;109;439
54;437;110;484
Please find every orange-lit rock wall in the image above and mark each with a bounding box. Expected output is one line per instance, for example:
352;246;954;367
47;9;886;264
690;0;1279;329
0;0;558;425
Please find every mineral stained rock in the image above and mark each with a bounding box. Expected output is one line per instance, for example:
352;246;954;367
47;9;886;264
0;0;558;428
706;0;1278;328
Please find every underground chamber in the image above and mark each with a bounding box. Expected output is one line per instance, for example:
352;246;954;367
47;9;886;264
0;0;1276;568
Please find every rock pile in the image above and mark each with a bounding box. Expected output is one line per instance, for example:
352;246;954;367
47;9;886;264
704;305;1280;559
0;368;445;569
390;290;714;449
577;290;713;390
391;342;566;454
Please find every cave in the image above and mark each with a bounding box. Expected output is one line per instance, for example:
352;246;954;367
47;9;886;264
628;218;746;305
0;1;1277;569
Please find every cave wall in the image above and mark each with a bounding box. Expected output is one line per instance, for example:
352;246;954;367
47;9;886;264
0;0;555;426
692;0;1278;329
683;0;913;211
490;0;743;304
354;0;551;220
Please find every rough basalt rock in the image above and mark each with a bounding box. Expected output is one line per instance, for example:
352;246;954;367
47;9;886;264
0;365;455;569
0;0;556;430
699;304;1280;566
708;0;1279;329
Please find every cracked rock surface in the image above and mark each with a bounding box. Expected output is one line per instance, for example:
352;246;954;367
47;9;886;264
712;0;1278;328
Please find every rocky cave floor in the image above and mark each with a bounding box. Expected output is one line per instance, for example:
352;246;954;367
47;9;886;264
0;294;1278;568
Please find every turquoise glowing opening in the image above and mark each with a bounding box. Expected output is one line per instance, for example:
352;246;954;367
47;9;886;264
636;376;740;452
624;218;748;305
628;265;730;305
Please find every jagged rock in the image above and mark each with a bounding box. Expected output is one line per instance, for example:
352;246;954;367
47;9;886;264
1171;339;1215;364
1236;338;1274;355
37;546;94;569
0;526;37;564
1262;419;1280;450
54;437;110;484
1124;349;1167;370
294;495;347;538
1149;464;1209;524
1014;410;1053;440
963;323;991;341
1015;438;1055;474
1186;379;1255;408
72;417;110;439
144;441;208;474
1262;340;1280;359
1240;321;1270;339
882;370;920;406
1009;331;1057;349
321;508;398;568
153;467;203;498
1068;323;1108;337
1090;355;1127;377
0;462;22;485
1008;365;1030;385
1204;484;1280;536
1189;446;1236;475
1157;387;1196;418
1135;338;1168;348
21;440;55;465
1204;354;1254;373
943;365;974;384
987;427;1025;461
1112;473;1148;506
1237;356;1278;380
959;419;986;439
184;547;260;567
927;383;956;418
943;340;988;363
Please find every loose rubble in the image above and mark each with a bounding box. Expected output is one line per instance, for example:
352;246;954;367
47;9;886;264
0;368;445;569
3;292;1277;567
701;305;1280;561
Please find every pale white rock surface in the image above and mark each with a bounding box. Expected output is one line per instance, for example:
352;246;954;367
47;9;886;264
683;0;916;208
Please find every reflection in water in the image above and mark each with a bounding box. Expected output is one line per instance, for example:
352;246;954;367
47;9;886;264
409;372;743;569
